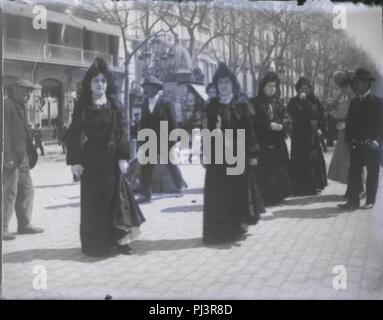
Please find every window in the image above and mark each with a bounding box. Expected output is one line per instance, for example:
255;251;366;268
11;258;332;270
6;14;44;42
63;26;82;48
48;23;61;45
84;31;109;53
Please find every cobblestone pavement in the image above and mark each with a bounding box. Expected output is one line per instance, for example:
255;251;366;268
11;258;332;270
2;145;383;299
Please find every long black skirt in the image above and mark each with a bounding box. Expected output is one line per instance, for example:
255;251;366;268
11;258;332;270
256;146;292;206
247;167;266;223
126;158;188;193
290;141;327;196
80;169;145;257
203;166;264;244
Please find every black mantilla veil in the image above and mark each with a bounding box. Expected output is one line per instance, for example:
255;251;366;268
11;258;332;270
77;57;120;109
66;57;125;165
295;76;314;93
258;71;281;101
212;62;242;101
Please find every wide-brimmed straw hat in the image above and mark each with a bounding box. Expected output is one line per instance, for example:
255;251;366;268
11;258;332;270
352;68;376;82
333;70;355;88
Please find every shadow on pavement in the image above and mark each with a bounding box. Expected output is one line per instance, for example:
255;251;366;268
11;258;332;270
161;204;203;213
3;237;244;262
281;194;345;206
262;206;350;221
45;202;80;210
35;183;76;189
3;247;115;263
132;236;244;255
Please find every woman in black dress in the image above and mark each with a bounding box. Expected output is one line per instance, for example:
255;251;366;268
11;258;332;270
287;77;327;196
66;58;145;257
202;63;264;245
251;72;292;206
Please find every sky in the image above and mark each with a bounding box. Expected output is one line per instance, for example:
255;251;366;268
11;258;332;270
342;2;382;94
344;3;382;69
215;0;382;67
216;0;383;94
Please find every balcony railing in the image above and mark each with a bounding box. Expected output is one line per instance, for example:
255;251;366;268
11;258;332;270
5;38;44;59
46;43;83;63
5;38;114;68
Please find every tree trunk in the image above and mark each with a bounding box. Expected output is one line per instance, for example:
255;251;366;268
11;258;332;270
247;47;258;96
124;60;130;141
0;2;4;282
121;30;131;141
189;31;196;61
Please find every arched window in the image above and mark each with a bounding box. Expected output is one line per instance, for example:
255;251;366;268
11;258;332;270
39;78;63;128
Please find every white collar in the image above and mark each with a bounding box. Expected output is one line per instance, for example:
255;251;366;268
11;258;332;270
148;93;160;103
92;95;107;107
360;89;371;99
148;93;160;113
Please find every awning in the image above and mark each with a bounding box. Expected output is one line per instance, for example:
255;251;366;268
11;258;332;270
189;84;208;102
74;16;121;36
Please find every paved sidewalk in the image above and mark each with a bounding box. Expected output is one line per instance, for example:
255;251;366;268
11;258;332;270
2;147;383;299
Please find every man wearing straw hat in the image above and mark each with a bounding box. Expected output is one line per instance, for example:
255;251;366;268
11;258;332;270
3;79;44;240
338;68;383;210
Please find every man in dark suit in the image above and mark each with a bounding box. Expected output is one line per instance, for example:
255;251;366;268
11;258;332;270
136;76;184;203
338;68;383;210
3;79;44;240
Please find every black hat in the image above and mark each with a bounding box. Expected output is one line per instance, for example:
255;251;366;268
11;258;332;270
353;68;375;82
141;76;164;90
258;71;281;98
295;77;312;92
333;70;355;88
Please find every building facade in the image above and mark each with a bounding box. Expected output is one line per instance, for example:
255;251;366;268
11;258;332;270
3;0;328;138
3;0;126;140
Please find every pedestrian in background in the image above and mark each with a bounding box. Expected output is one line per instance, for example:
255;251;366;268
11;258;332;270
34;124;45;156
328;70;366;200
135;76;186;204
130;112;140;160
287;77;328;196
326;104;337;148
206;82;217;103
186;91;206;163
338;68;383;210
130;113;140;140
60;124;68;154
250;71;292;206
3;79;44;241
66;57;145;256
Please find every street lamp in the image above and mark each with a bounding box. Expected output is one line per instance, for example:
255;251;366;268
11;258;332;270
138;36;176;81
